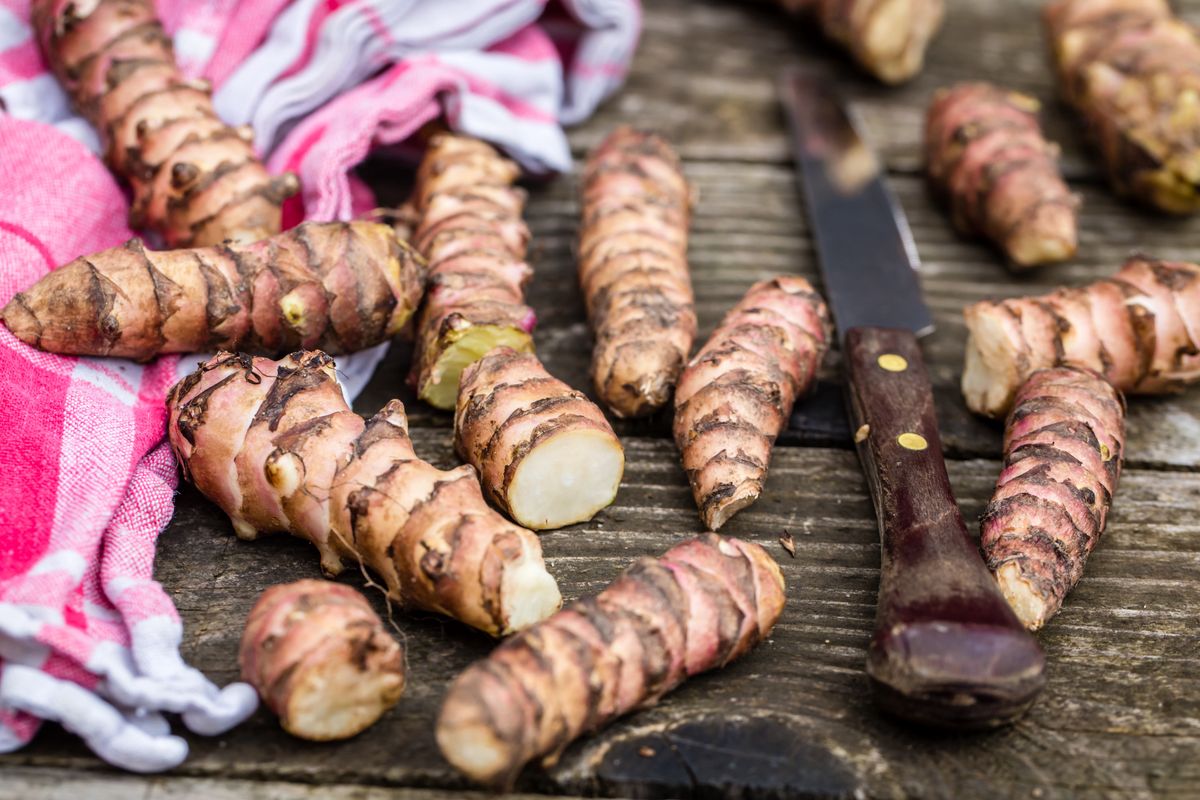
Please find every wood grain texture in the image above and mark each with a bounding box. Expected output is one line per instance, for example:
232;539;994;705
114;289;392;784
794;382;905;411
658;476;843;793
6;0;1200;796
7;438;1199;798
0;768;569;800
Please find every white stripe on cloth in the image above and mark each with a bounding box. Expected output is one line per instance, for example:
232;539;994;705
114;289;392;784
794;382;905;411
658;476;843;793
0;663;189;772
211;0;326;129
0;6;28;50
171;341;390;408
0;73;99;151
559;0;639;125
215;0;637;169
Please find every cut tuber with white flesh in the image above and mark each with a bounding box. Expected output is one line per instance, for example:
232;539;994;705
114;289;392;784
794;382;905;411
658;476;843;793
167;351;562;637
436;533;786;787
981;367;1125;631
962;255;1200;417
674;276;831;530
240;580;405;741
455;347;625;530
407;135;536;410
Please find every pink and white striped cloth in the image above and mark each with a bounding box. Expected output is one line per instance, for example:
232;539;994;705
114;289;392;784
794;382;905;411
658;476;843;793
0;0;639;772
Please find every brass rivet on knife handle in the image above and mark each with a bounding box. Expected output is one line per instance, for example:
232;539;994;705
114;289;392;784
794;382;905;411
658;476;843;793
897;432;928;450
877;353;908;372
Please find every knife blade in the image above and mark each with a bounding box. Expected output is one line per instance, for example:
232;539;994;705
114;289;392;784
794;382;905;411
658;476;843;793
781;73;932;339
780;69;1046;729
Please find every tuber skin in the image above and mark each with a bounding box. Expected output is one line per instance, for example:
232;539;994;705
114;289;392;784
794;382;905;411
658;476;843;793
674;276;830;530
580;127;696;419
1;221;424;360
455;347;625;530
32;0;298;246
925;83;1079;268
167;351;562;637
240;580;406;741
407;135;537;410
436;533;786;787
962;255;1200;417
981;367;1125;631
779;0;946;84
1045;0;1200;213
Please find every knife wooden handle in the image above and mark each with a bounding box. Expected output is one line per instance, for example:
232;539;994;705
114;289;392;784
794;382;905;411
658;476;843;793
844;326;1046;729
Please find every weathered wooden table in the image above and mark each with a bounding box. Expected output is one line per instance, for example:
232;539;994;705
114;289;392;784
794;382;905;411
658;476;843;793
4;1;1198;797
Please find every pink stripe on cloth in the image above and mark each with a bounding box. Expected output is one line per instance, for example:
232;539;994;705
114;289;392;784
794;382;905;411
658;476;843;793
271;59;444;221
0;39;42;83
458;69;558;123
359;3;394;47
489;19;559;61
0;344;67;577
276;0;344;82
203;0;295;88
100;444;183;628
0;115;254;766
0;119;132;583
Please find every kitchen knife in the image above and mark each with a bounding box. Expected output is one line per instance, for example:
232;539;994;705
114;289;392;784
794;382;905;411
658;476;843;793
780;70;1046;729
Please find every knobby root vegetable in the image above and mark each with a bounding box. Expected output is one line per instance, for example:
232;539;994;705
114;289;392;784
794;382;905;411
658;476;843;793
674;277;830;530
455;347;624;530
1045;0;1200;213
32;0;298;246
580;127;696;419
779;0;946;84
167;351;562;637
240;580;405;740
925;83;1079;268
1;221;424;360
407;135;536;410
962;255;1200;416
436;533;786;787
981;367;1125;630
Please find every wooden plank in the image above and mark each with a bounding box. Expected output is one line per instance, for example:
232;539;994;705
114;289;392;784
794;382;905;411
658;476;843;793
583;0;1200;173
6;438;1197;798
0;768;565;800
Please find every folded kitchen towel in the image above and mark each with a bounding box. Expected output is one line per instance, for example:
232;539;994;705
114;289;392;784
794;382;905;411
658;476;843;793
0;0;639;772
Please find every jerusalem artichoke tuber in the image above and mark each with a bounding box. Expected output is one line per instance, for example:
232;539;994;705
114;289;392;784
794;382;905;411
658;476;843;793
1045;0;1200;213
580;127;696;419
240;580;405;740
962;255;1200;416
455;347;624;530
407;135;537;410
981;367;1125;631
925;83;1078;268
32;0;297;246
436;533;786;787
167;351;562;637
674;277;830;530
1;221;424;360
779;0;946;84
